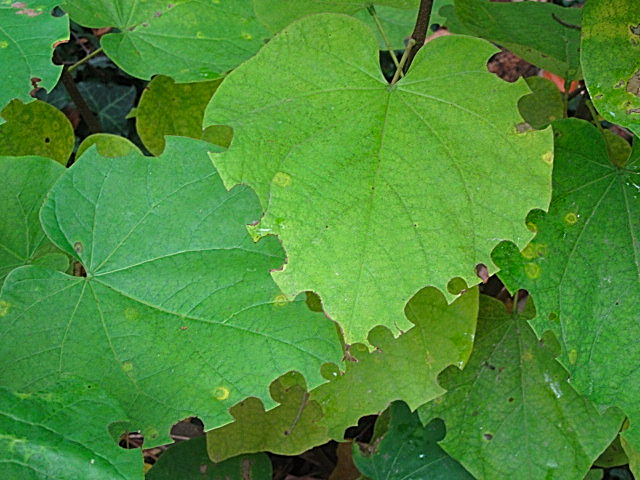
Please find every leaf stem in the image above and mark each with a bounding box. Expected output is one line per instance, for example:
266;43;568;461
54;51;102;134
390;38;416;85
585;98;607;136
68;47;104;73
403;0;434;74
367;5;400;70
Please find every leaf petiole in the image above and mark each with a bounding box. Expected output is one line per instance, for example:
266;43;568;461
367;5;401;71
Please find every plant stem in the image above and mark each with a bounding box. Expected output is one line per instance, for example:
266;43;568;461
68;47;104;73
585;97;607;136
403;0;434;74
54;50;102;134
391;38;416;85
367;5;400;71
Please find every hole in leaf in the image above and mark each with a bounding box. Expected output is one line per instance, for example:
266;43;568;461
475;264;489;284
487;49;538;83
119;431;144;449
626;70;640;97
378;49;404;83
44;137;50;143
483;433;494;441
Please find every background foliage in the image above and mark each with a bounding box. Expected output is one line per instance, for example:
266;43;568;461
0;0;638;479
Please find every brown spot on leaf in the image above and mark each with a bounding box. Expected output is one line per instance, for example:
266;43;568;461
482;360;496;370
627;70;640;96
12;3;42;16
515;122;533;133
73;242;83;254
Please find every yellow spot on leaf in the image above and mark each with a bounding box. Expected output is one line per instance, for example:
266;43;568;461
122;361;134;372
273;171;292;187
522;350;533;362
564;212;578;225
196;31;205;39
521;244;537;260
242;33;253;40
0;41;8;48
425;351;434;366
524;262;541;279
0;301;11;317
213;386;230;401
273;294;288;307
124;307;140;321
526;221;538;233
568;348;577;365
542;151;553;164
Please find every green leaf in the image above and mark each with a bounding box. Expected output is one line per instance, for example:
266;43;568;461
253;0;418;49
0;155;68;285
0;99;74;165
0;0;69;109
204;13;552;342
352;402;474;480
418;295;623;480
594;436;628;468
584;470;605;480
602;129;633;168
581;0;640;136
147;437;271;480
76;81;136;136
0;379;142;480
492;119;640;450
452;0;582;80
76;133;142;159
136;75;221;155
621;430;640;479
430;0;455;29
518;76;565;130
207;286;478;461
0;136;342;447
61;0;271;82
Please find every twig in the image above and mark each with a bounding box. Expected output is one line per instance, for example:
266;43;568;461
403;0;435;74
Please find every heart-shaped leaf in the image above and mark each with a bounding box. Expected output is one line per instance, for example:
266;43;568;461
493;119;640;450
204;13;552;342
418;295;623;480
0;137;342;446
61;0;270;82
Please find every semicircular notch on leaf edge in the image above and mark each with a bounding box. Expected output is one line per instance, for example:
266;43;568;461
204;13;553;344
